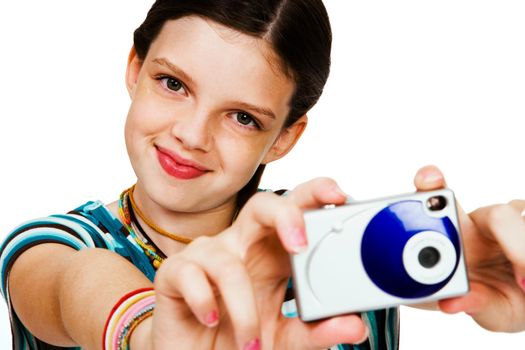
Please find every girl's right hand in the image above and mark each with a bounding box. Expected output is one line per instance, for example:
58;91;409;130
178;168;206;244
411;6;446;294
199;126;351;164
142;178;368;349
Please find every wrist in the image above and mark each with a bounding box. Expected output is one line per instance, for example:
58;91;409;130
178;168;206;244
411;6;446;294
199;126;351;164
129;316;153;350
103;288;155;350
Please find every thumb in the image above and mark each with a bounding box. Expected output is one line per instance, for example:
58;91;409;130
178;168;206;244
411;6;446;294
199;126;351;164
413;164;447;191
414;164;476;249
276;314;368;349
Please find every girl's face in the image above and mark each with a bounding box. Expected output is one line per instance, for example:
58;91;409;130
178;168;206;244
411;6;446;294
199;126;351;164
125;16;306;213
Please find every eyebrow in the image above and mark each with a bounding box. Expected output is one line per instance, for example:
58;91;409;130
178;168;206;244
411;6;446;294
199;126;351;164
233;101;276;120
152;57;195;87
152;57;276;120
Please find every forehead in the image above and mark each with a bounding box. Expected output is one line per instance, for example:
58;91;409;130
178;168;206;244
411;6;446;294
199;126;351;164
144;16;295;118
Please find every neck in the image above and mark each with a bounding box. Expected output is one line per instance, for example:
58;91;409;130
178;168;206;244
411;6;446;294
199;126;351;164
110;184;238;256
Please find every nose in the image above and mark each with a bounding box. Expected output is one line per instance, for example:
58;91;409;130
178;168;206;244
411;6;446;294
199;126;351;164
171;108;213;152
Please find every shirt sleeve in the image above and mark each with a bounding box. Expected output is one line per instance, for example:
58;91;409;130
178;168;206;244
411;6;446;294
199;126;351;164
0;204;120;350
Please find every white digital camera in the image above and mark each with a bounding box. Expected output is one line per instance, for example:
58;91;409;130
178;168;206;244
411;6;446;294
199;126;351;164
290;189;469;322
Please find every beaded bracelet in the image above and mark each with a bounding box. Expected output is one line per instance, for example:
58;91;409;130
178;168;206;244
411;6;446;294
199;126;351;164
103;288;155;350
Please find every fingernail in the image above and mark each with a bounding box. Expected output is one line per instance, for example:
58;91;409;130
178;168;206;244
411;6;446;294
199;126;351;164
421;170;443;183
289;228;308;253
244;338;260;350
520;278;525;292
204;310;219;327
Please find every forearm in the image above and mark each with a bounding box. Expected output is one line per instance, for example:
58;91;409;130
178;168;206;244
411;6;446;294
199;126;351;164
9;243;152;349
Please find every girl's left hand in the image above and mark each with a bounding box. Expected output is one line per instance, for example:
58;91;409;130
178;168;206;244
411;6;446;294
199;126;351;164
414;165;525;332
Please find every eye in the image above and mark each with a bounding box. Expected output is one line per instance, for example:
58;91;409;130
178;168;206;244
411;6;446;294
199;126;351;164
157;75;187;94
165;77;183;91
234;112;260;129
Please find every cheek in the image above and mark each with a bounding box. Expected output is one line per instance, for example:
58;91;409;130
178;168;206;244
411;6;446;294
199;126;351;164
124;96;181;157
219;133;275;179
126;97;172;136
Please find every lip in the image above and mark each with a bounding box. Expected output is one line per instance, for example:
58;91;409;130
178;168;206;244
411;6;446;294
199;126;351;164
155;146;210;179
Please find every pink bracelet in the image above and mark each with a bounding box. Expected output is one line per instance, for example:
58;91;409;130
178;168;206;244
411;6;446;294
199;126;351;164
103;288;155;350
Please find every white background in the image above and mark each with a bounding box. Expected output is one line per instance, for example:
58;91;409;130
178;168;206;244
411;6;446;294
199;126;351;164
0;1;524;348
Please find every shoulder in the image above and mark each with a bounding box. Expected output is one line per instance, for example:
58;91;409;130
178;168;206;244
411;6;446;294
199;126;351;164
1;201;119;252
0;201;120;297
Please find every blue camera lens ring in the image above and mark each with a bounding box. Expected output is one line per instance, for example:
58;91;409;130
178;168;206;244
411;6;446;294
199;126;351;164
361;200;460;299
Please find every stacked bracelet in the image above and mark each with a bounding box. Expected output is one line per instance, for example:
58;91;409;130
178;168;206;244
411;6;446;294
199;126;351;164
103;288;155;350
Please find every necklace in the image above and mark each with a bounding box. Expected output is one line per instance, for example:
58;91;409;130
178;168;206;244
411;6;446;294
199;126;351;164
118;188;166;269
128;204;167;260
128;185;194;244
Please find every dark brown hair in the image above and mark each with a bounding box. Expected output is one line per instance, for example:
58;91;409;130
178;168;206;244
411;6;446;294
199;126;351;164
134;0;332;208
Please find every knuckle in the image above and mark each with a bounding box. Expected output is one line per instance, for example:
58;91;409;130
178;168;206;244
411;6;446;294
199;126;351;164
278;202;303;221
311;176;337;187
294;176;336;192
154;256;189;289
241;191;273;215
158;256;193;278
242;191;282;218
508;199;521;206
190;235;214;247
185;290;212;311
176;260;202;281
508;199;525;211
250;191;276;205
215;256;245;283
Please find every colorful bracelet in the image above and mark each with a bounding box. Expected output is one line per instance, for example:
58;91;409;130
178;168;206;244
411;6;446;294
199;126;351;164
103;288;155;350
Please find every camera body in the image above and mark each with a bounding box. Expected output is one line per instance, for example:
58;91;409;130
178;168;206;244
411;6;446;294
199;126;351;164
290;189;469;321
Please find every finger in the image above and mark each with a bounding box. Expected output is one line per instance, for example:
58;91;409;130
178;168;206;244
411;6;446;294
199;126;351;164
413;164;475;236
155;244;260;350
156;258;220;327
413;164;447;191
438;281;490;316
153;258;212;349
277;314;368;349
287;177;348;209
231;191;307;255
439;281;522;332
231;178;348;255
196;241;260;350
508;199;525;216
469;203;525;287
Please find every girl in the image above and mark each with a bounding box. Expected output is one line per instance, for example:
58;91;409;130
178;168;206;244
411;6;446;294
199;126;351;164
1;1;525;349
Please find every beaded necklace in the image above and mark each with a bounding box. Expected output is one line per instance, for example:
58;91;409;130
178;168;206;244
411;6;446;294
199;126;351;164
128;203;166;260
118;188;168;269
117;185;238;269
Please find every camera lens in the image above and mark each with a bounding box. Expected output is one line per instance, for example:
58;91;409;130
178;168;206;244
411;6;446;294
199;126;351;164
402;230;458;285
418;246;441;268
426;195;447;211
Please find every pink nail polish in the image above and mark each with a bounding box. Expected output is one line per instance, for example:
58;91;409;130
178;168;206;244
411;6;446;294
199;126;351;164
244;338;260;350
520;278;525;291
205;310;218;326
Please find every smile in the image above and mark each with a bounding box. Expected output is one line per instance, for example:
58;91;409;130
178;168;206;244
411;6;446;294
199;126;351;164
155;146;210;180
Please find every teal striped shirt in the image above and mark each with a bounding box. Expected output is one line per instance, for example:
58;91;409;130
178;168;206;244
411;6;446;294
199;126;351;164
0;200;399;349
